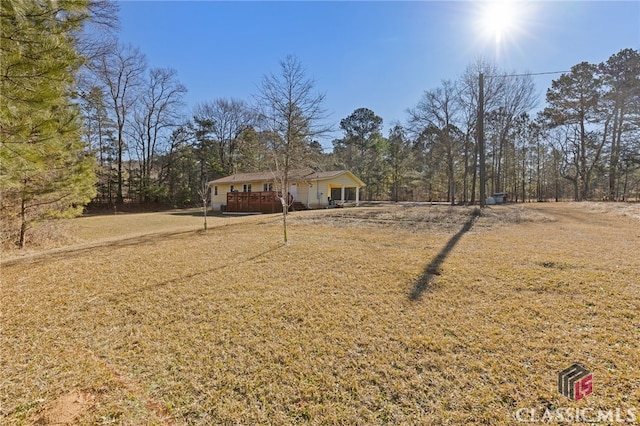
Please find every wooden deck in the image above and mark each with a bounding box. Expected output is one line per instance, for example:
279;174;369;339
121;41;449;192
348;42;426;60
226;191;283;214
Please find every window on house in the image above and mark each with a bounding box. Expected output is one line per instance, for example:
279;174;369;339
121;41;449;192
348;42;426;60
230;185;234;192
214;186;218;196
243;184;251;192
263;183;273;191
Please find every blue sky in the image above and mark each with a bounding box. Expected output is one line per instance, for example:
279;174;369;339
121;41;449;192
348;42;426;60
116;1;640;147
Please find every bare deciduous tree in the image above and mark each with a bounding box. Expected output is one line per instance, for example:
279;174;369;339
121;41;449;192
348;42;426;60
408;80;462;205
193;98;256;176
91;42;147;203
132;67;187;202
255;55;331;244
457;59;503;204
77;0;120;63
198;180;209;231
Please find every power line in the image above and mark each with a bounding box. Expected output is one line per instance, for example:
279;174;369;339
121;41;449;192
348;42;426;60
487;70;570;78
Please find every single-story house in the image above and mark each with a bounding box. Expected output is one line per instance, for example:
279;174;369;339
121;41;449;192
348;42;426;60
208;169;365;212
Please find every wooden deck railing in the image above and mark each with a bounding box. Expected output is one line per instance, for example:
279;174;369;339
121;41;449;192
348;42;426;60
226;191;283;214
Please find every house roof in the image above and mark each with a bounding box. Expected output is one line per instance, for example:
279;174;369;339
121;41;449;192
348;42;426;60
208;169;365;186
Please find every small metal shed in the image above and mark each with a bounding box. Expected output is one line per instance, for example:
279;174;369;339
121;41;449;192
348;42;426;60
492;192;507;204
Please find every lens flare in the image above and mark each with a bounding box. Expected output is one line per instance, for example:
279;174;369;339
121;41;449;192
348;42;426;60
483;1;517;43
473;0;535;60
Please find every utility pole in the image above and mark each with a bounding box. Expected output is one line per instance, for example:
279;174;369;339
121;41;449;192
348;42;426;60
478;72;486;208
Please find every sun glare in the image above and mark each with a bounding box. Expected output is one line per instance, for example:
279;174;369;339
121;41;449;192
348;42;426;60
471;0;535;60
480;1;517;44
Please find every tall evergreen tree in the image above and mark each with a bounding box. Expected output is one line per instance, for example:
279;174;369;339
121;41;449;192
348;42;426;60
599;48;640;200
333;108;387;200
81;86;117;204
544;62;603;201
387;124;415;202
1;0;96;247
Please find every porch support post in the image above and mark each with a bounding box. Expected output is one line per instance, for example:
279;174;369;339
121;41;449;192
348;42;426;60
356;187;360;206
341;185;345;203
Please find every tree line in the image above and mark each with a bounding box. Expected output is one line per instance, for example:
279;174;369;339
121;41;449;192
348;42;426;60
83;45;639;209
2;1;639;247
334;52;640;205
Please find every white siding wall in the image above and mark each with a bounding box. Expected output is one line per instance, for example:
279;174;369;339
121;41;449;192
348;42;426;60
297;183;310;207
311;182;330;208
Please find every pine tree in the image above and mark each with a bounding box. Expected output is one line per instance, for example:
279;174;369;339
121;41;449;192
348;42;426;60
1;0;96;248
333;108;387;200
543;62;603;201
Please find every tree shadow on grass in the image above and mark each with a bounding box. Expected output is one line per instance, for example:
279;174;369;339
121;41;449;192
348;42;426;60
103;243;286;302
409;210;480;301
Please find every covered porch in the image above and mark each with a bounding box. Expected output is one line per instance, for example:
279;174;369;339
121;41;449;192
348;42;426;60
328;184;361;207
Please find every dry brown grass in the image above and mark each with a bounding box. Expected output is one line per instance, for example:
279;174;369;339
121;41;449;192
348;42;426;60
1;203;639;424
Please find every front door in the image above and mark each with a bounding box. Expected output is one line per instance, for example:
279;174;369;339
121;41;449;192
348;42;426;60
288;184;297;201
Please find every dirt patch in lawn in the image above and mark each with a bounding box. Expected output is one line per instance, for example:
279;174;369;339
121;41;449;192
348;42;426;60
30;390;96;425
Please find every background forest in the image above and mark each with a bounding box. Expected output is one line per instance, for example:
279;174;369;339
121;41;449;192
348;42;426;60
2;1;639;247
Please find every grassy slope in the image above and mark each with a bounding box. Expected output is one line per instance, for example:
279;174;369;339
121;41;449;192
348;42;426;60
1;203;639;424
